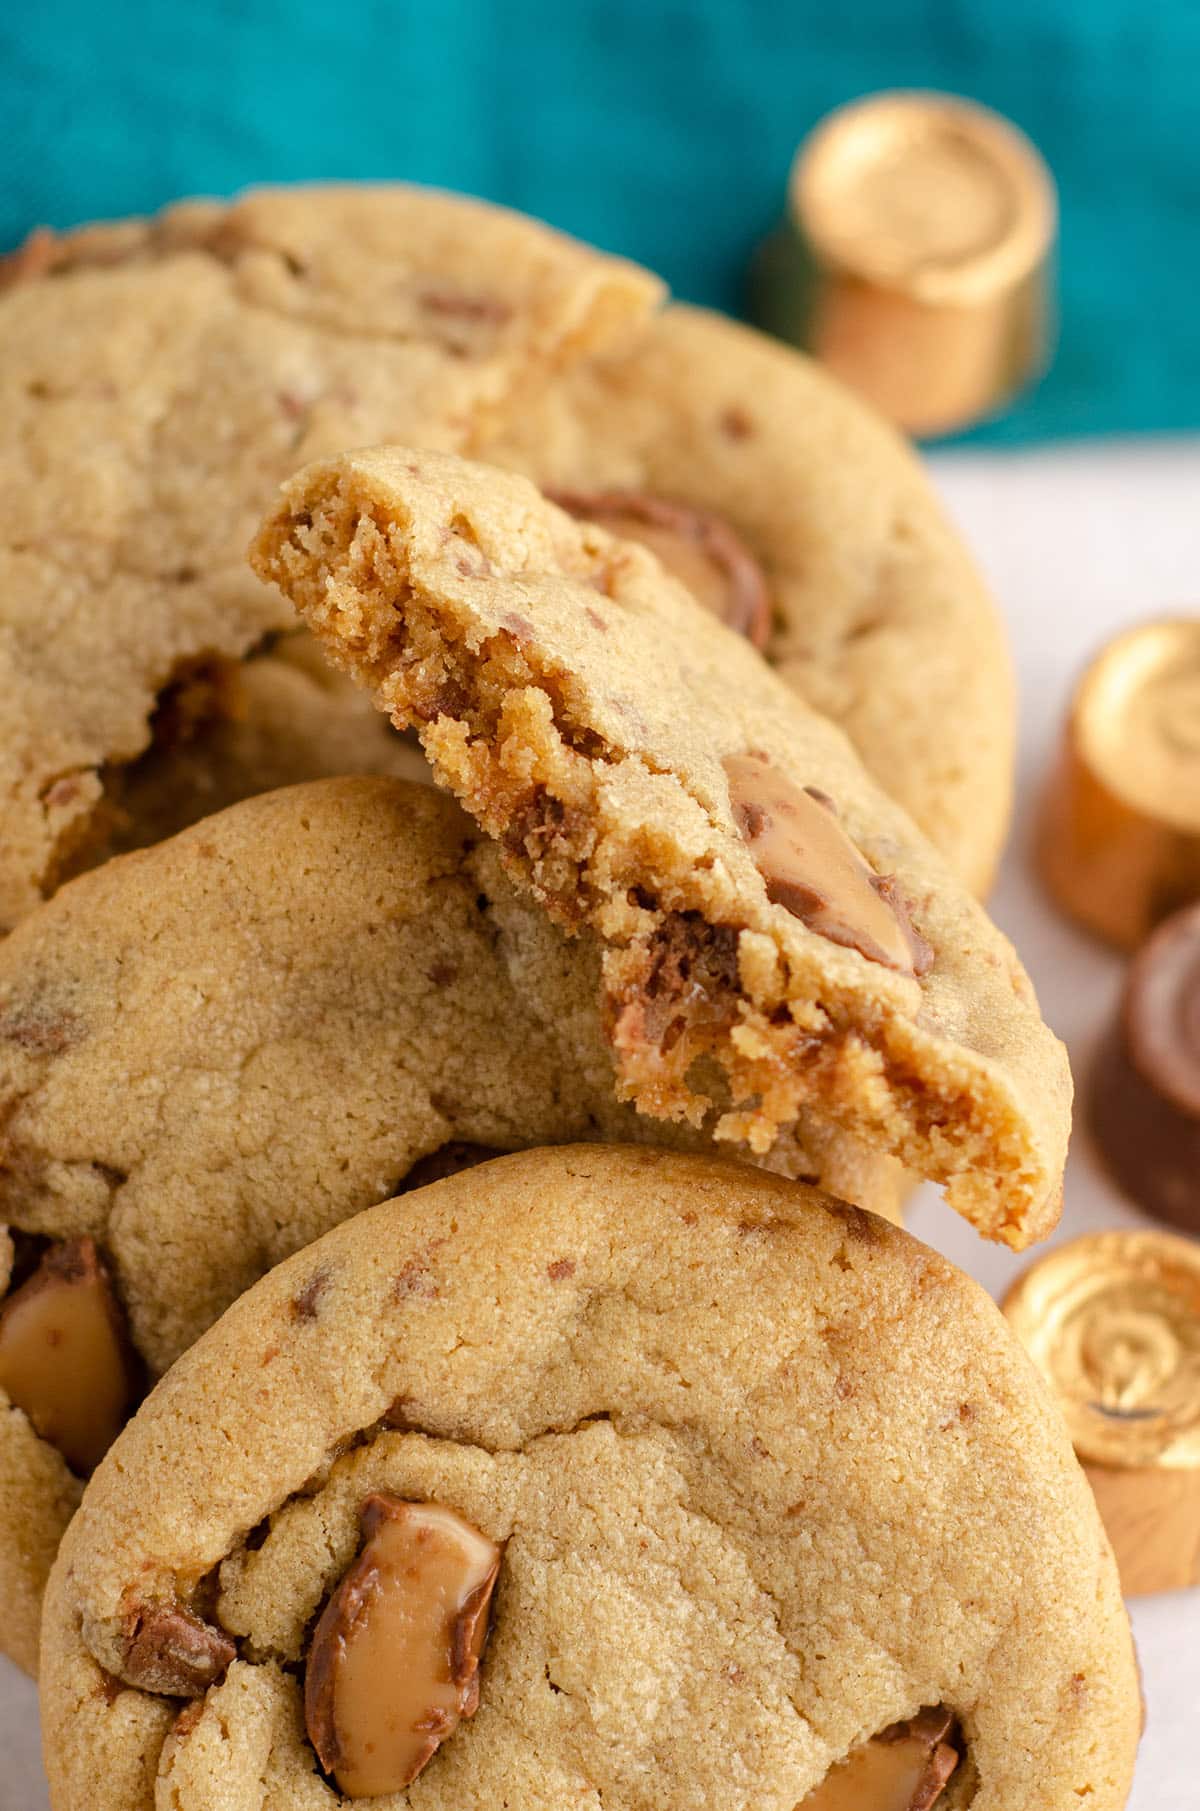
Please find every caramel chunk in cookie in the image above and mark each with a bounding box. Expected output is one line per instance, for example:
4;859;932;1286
800;1707;961;1809
305;1495;502;1796
0;1238;137;1474
254;448;1071;1248
120;1602;237;1697
0;185;662;931
725;753;932;976
38;1151;1140;1811
551;489;771;648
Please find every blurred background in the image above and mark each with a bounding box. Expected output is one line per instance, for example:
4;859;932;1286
3;0;1198;442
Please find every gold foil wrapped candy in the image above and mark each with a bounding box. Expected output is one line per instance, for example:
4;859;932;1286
1038;620;1200;949
754;90;1057;437
1004;1230;1200;1596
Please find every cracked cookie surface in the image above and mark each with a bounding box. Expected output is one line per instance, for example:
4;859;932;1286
0;183;660;928
39;1147;1139;1811
485;304;1014;897
0;775;899;1674
252;447;1071;1247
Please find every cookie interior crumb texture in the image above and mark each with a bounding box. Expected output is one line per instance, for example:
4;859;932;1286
0;184;662;929
0;775;905;1675
38;1148;1140;1811
484;302;1016;897
252;447;1072;1249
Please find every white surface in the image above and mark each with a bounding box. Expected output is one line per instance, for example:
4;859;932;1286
2;441;1199;1805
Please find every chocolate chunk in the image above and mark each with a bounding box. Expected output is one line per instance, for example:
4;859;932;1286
399;1143;505;1193
724;753;932;976
608;912;741;1059
418;289;514;327
550;489;772;650
120;1602;236;1697
0;1237;139;1474
290;1268;331;1323
305;1495;502;1797
0;999;83;1054
1089;902;1200;1230
799;1706;962;1810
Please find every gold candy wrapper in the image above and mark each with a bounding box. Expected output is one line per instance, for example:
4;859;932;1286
1038;619;1200;949
1004;1230;1200;1596
753;90;1057;437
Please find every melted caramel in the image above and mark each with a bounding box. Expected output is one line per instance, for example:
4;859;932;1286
552;489;771;648
0;1237;135;1474
725;752;929;975
799;1709;960;1811
305;1495;501;1797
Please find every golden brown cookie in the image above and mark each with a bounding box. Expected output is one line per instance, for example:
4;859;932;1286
39;1147;1140;1810
100;634;433;855
0;776;900;1674
0;184;660;928
252;446;1071;1248
485;304;1014;895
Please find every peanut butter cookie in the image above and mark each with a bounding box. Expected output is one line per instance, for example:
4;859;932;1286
39;1147;1140;1810
485;304;1013;895
0;185;660;929
99;634;433;856
252;447;1070;1249
0;776;899;1674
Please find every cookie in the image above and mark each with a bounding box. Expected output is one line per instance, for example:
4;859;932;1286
39;1147;1140;1810
101;634;433;856
252;446;1071;1247
0;184;661;929
0;775;903;1675
484;304;1013;895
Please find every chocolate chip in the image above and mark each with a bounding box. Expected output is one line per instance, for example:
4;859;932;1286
546;1258;576;1282
120;1602;236;1697
550;488;772;650
0;1237;139;1474
501;611;535;644
0;1001;83;1055
827;1203;886;1245
418;290;514;326
304;1495;502;1796
290;1269;331;1323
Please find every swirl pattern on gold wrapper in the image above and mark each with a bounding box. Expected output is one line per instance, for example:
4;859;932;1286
1003;1231;1200;1470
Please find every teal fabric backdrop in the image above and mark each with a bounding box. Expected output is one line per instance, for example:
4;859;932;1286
2;0;1197;441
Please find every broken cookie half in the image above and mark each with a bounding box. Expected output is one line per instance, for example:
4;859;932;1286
252;447;1071;1247
0;184;661;930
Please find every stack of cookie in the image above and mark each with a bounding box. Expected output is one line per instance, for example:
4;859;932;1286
0;187;1140;1808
